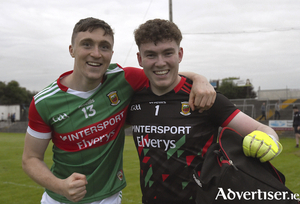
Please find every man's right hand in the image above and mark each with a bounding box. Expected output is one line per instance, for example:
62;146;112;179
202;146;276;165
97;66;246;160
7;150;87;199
62;173;88;202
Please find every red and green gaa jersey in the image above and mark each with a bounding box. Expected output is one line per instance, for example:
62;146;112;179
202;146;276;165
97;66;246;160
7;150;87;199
27;64;147;203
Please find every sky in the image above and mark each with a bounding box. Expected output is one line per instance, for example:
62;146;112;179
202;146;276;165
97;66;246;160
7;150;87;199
0;0;299;92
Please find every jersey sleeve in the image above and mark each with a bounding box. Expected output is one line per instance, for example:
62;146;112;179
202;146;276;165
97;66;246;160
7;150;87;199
123;67;148;91
207;93;240;127
27;99;52;139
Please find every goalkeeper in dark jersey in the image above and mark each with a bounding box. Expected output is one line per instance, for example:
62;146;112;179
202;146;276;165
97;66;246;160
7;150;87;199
127;19;282;204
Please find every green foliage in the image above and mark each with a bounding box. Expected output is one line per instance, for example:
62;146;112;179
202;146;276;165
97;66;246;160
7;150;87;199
0;80;36;105
0;133;298;203
217;78;256;99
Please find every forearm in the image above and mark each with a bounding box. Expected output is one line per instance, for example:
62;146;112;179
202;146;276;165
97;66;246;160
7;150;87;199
23;130;87;202
228;112;279;141
22;133;65;196
179;72;209;83
23;155;87;202
22;154;64;195
254;123;278;140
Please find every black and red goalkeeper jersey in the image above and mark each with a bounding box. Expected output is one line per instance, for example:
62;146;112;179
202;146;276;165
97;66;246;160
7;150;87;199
127;76;239;204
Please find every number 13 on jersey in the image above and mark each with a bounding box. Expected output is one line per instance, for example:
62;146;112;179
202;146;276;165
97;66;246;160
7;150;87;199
82;105;96;118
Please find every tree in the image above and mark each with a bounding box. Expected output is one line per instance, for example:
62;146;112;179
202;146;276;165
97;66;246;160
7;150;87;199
0;80;36;105
217;78;256;99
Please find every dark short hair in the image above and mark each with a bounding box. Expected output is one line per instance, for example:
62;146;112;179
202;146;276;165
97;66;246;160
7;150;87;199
134;19;182;48
293;106;298;109
71;17;114;45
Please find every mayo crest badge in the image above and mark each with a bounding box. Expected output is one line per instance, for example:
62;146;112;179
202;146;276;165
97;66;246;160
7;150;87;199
107;91;120;106
117;170;124;181
180;102;191;116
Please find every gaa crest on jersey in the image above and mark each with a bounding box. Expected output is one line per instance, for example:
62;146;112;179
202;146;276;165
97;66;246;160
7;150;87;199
180;102;191;116
117;170;124;181
107;91;120;106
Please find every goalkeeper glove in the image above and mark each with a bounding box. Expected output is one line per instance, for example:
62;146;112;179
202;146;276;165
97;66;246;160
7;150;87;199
243;130;282;162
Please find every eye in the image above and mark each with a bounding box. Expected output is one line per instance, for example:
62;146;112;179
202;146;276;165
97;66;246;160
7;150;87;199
82;42;91;48
100;45;109;50
145;52;156;58
165;51;174;57
99;43;112;51
147;54;154;58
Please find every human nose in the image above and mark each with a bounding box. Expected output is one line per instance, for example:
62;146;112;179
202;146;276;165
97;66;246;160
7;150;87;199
90;47;102;58
155;55;166;67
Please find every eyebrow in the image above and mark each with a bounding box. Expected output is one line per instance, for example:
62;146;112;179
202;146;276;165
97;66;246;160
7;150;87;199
79;38;113;46
143;47;175;53
163;48;176;52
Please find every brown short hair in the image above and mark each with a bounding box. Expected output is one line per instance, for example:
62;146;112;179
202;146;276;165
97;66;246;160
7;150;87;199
134;19;182;48
71;17;114;45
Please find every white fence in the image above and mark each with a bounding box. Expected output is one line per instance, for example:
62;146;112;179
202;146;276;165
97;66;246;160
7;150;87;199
258;88;300;100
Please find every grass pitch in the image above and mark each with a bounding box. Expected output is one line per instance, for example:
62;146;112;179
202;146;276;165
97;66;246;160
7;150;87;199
0;133;299;203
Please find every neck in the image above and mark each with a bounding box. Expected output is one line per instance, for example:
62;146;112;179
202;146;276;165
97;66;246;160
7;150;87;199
151;75;181;96
61;73;103;92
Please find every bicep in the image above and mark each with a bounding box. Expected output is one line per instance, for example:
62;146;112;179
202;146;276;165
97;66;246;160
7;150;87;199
23;132;51;161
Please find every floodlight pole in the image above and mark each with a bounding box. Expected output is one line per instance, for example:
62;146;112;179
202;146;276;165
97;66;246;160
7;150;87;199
169;0;173;22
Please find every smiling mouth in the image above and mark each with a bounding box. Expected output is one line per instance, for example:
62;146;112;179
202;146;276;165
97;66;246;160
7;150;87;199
87;62;102;67
154;70;169;75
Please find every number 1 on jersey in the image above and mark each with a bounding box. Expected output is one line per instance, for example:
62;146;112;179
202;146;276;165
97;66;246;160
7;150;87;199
155;105;160;116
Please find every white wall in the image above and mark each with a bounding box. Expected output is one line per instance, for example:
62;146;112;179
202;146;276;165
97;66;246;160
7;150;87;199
0;105;20;121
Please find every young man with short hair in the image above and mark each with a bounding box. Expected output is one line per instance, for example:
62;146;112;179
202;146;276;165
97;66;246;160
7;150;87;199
127;19;282;204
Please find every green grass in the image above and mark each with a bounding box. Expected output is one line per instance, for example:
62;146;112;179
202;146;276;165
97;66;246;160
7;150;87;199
0;133;141;204
0;133;299;203
270;137;300;193
122;136;142;203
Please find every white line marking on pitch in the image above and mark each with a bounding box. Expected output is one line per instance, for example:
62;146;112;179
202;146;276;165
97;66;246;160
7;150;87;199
3;182;44;189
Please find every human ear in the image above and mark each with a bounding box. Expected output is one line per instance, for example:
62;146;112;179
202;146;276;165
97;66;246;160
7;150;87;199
137;52;143;67
69;45;75;58
178;47;183;63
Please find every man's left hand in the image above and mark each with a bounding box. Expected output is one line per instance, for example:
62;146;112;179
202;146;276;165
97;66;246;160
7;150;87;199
243;130;282;162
